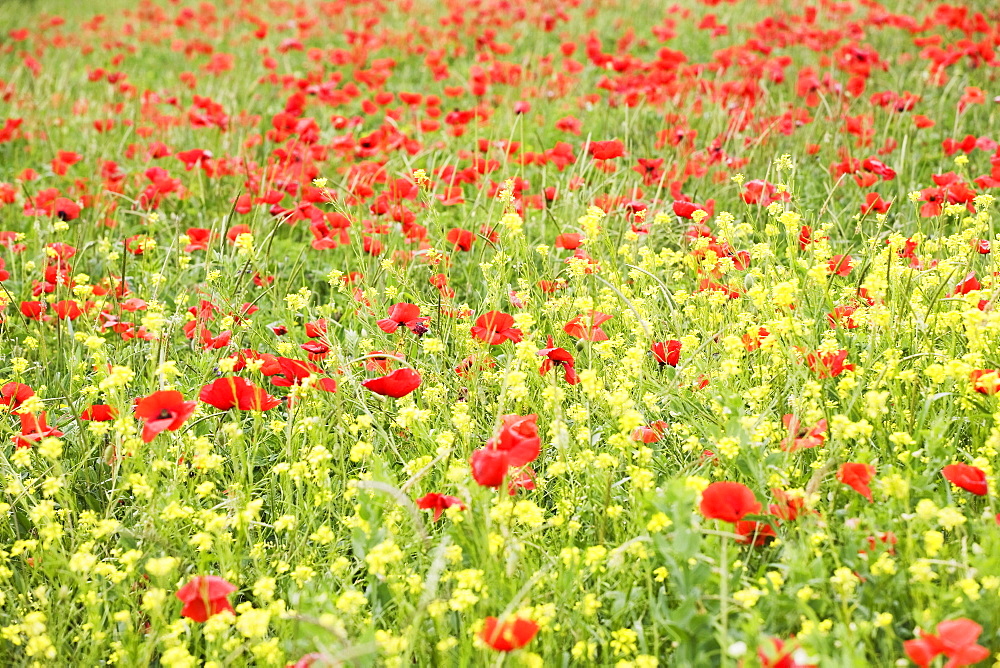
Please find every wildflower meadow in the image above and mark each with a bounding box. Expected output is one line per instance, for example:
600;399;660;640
1;0;1000;665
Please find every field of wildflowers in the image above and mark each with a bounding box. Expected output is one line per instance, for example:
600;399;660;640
1;0;999;665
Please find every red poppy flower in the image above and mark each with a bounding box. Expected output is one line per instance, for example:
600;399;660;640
837;462;875;502
175;576;237;623
12;411;64;449
735;519;776;546
487;414;541;466
470;447;510;488
471;414;541;488
804;349;854;378
758;637;816;668
699;482;761;523
479;616;539;651
942;463;988;496
445;227;476;251
81;404;118;421
554;233;584;250
53;197;81;221
470;311;523;345
0;382;34;409
780;415;827;452
828;255;854;276
429;273;455;298
929;619;991;666
588;139;625;160
199;328;232;350
377;303;430;335
53;300;84;320
768;489;807;521
506;467;537;496
827;305;859;329
742;327;771;352
951;272;981;296
289;654;326;668
537;336;578;384
184;227;213;252
861;192;892;215
651;340;681;366
416;493;466;521
905;618;990;668
970;369;1000;395
631;420;668;443
904;637;937;668
362;367;422;398
134;390;197;443
564;311;612;342
301;340;330;361
20;301;46;320
199;377;281;411
264;357;338;393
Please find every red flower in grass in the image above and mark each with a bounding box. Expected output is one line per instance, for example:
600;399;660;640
176;576;237;623
429;273;455;298
416;493;466;521
970;369;1000;395
507;467;537;495
487;414;540;459
699;482;761;523
471;414;540;488
53;300;85;320
564;311;612;342
632;420;668;443
81;404;118;421
445;227;476;251
12;411;64;449
837;463;875;502
199;377;281;411
471;311;523;345
479;616;539;652
904;618;990;668
537;336;578;384
20;301;46;320
134;390;197;443
300;340;330;361
951;272;981;296
780;414;827;452
588;139;625;160
362;368;422;398
827;305;859;329
470;448;512;488
263;357;338;393
184;227;213;252
735;519;776;546
769;489;807;521
303;319;327;338
804;349;854;378
650;340;681;366
555;233;583;250
861;192;892;215
742;327;771;352
828;255;854;276
758;637;816;668
377;303;430;336
942;463;988;496
0;382;34;410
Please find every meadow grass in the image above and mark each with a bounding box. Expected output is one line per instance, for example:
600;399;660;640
0;0;999;666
